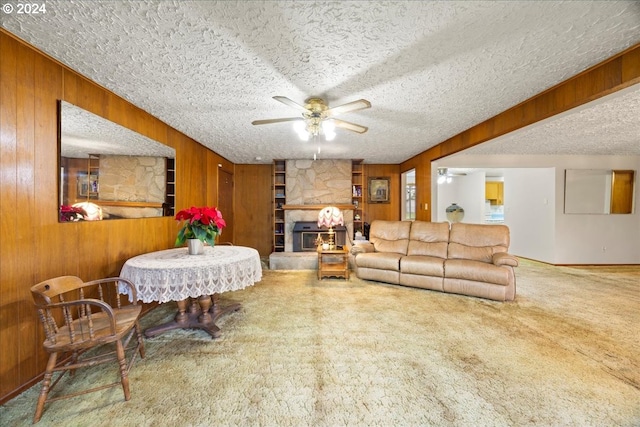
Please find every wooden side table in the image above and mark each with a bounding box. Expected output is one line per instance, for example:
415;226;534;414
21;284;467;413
317;247;349;280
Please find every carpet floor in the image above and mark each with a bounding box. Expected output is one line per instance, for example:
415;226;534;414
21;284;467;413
1;259;639;426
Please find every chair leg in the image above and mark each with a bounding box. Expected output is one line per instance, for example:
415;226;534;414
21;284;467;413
33;352;58;424
69;350;79;376
115;340;131;401
135;321;146;359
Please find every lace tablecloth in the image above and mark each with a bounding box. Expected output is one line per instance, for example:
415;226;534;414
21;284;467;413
120;246;262;303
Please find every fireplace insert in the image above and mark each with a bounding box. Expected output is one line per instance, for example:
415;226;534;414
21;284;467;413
292;221;346;252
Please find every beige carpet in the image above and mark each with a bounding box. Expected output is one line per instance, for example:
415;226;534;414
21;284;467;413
1;259;639;426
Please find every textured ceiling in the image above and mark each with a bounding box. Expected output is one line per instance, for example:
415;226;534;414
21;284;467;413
459;83;640;156
60;101;176;158
2;1;639;164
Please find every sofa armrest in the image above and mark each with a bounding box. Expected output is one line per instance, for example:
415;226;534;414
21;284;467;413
351;242;374;256
493;252;519;267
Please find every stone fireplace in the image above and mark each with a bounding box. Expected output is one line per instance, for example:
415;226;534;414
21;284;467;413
284;159;353;252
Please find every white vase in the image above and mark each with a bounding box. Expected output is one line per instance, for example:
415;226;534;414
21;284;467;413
446;203;465;223
187;239;204;255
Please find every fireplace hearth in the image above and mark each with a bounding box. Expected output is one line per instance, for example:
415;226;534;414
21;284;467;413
292;221;346;252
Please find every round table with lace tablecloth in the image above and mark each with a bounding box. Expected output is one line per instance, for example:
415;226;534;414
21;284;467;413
120;245;262;338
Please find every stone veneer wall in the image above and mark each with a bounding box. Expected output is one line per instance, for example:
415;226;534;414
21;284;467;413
285;159;353;251
99;155;166;218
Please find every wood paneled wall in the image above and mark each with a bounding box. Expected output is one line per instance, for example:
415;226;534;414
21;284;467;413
363;164;402;222
402;43;640;222
0;30;231;402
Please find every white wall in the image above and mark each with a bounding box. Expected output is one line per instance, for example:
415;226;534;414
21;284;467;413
435;172;485;224
503;168;556;263
433;155;640;264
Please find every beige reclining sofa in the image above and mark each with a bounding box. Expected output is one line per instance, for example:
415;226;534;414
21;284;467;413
350;220;518;301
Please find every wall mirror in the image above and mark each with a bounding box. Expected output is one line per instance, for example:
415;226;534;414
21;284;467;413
59;100;176;222
564;169;635;214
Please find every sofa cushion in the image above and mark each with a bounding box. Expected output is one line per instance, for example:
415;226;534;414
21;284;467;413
358;267;400;285
369;220;411;255
355;252;403;271
400;255;445;277
448;223;509;263
445;259;511;286
407;221;449;258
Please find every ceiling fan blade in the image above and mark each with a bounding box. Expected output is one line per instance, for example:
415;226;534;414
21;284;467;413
272;96;309;113
326;99;371;116
333;119;368;134
251;117;304;126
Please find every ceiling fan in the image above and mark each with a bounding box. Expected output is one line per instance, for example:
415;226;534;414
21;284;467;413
251;96;371;140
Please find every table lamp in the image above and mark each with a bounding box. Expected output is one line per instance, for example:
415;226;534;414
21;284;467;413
72;202;103;221
317;206;344;250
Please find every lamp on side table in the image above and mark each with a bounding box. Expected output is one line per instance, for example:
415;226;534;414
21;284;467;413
317;206;344;250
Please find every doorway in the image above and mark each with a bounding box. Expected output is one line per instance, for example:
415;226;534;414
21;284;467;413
402;169;416;220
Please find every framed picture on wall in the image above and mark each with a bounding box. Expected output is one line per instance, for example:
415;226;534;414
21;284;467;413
77;172;99;199
368;177;390;203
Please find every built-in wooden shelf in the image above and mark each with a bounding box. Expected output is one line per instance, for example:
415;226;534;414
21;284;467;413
282;204;355;210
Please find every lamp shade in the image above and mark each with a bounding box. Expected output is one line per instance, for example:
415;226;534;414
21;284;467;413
317;206;344;228
72;202;103;221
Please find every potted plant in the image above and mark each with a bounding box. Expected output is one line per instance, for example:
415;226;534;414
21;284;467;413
175;206;226;254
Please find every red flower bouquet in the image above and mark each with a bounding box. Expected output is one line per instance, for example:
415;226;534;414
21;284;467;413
174;206;226;247
59;205;86;222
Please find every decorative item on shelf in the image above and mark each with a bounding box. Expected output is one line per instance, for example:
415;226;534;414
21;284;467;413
354;214;361;221
353;200;359;208
175;206;226;254
317;206;344;250
446;203;465;223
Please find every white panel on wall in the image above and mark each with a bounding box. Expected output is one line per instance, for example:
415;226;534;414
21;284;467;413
564;169;611;214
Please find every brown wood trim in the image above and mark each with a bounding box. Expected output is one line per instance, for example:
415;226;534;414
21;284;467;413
94;200;164;208
282;204;355;210
435;43;640;160
401;42;640;222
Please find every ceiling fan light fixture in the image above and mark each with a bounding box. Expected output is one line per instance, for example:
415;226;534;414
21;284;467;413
322;120;335;133
293;121;309;140
254;96;371;142
323;120;336;141
298;131;310;141
437;168;447;184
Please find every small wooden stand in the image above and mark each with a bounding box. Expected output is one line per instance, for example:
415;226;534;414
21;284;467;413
317;247;349;280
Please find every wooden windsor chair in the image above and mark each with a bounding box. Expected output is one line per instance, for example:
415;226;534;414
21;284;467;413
30;276;146;423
